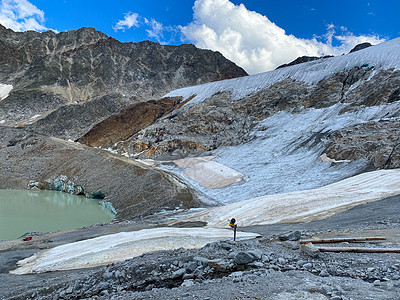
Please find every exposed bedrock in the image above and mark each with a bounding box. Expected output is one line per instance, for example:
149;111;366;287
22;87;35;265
325;120;400;169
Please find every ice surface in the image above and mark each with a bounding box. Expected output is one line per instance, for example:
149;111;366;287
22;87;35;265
11;228;260;274
170;156;243;189
161;102;400;205
165;38;400;106
0;83;13;100
177;169;400;228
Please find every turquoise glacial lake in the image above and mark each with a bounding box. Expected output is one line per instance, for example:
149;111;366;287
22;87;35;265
0;189;115;240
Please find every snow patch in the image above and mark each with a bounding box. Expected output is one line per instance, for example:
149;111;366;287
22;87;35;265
184;161;243;189
11;228;260;274
165;38;400;106
0;84;13;100
320;153;351;163
176;169;400;228
170;156;243;189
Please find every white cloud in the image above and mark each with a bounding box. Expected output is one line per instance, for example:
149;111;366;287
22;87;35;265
113;12;140;31
181;0;385;74
0;0;50;31
115;12;178;44
144;18;164;41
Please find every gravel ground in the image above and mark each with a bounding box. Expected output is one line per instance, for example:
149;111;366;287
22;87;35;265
1;195;399;300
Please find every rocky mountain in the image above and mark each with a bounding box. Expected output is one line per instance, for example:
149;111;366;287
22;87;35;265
276;42;370;70
0;25;246;138
275;55;332;69
349;42;372;53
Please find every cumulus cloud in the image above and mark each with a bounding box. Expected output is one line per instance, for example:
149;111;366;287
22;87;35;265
0;0;50;31
113;12;140;31
181;0;385;74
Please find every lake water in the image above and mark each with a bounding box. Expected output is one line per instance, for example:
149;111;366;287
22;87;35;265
0;189;115;240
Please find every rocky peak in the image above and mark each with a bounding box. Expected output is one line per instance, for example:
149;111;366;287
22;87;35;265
276;55;333;69
349;42;372;53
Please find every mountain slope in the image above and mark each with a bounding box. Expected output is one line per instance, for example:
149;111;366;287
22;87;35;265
0;25;247;137
102;38;400;205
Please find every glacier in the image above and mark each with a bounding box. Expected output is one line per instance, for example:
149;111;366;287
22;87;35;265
165;38;400;106
158;38;400;205
160;101;400;205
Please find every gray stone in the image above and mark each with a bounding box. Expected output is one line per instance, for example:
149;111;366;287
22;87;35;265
114;270;121;278
96;282;110;291
249;261;264;268
102;271;113;280
297;259;307;267
303;263;313;269
182;273;195;280
207;259;234;272
181;279;195;287
278;257;287;265
171;268;186;279
301;243;320;258
65;286;73;294
247;249;263;260
234;252;256;265
282;241;300;250
193;256;209;267
261;254;270;262
279;231;301;241
319;269;329;277
185;262;198;273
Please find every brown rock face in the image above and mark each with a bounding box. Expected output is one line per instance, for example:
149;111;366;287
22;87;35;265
78;97;182;147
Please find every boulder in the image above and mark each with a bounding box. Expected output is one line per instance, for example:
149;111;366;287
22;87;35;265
301;243;320;258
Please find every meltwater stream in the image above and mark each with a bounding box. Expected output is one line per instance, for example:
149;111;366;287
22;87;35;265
0;190;115;240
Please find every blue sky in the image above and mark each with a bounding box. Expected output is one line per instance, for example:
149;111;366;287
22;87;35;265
1;0;399;74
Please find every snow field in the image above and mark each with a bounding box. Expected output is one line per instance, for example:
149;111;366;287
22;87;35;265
175;169;400;228
11;228;260;274
165;38;400;106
